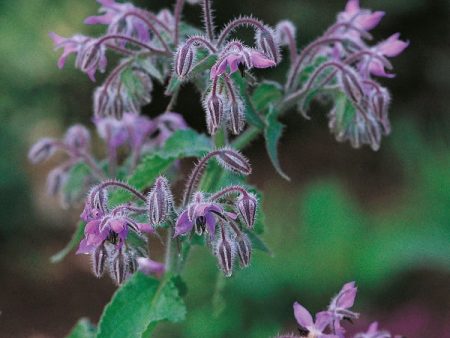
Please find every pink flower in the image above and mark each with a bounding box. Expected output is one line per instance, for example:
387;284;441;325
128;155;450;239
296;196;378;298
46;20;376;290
210;47;276;79
136;257;165;278
365;33;409;78
293;302;337;338
338;0;385;32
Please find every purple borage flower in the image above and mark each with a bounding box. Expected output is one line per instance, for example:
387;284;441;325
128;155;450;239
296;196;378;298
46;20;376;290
337;0;385;32
210;45;276;79
50;33;107;81
174;192;236;239
293;302;337;338
354;322;392;338
327;281;359;336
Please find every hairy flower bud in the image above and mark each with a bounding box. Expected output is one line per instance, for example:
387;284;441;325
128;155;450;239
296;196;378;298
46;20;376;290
92;244;107;277
339;70;364;104
237;192;257;229
216;148;252;175
228;98;245;135
64;124;91;151
47;166;68;196
256;28;281;64
93;86;110;117
79;42;103;73
236;233;252;267
109;248;130;285
174;43;195;77
147;176;172;225
216;233;235;277
204;92;223;135
28;138;57;164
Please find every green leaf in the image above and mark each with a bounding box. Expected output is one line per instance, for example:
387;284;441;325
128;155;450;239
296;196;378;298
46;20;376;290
264;107;290;181
245;230;272;255
110;129;211;205
96;273;186;338
297;55;328;85
136;57;164;84
231;73;265;130
50;221;85;263
333;92;357;131
190;54;217;76
66;318;96;338
251;81;283;113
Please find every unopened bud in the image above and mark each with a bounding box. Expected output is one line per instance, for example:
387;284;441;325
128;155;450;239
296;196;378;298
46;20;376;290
237;192;257;229
340;71;364;104
236;233;252;267
64;124;91;151
256;28;281;64
147;176;172;225
216;233;235;277
47;166;68;196
109;248;130;285
216;148;252;175
93;86;109;117
28;138;56;164
275;20;296;47
204;92;223;135
174;43;195;77
228;99;245;135
91;244;107;277
80;42;102;73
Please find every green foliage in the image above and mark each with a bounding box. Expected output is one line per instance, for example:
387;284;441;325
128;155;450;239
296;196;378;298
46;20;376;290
50;221;85;263
251;81;283;113
264;107;290;180
97;273;186;338
66;318;96;338
62;162;91;206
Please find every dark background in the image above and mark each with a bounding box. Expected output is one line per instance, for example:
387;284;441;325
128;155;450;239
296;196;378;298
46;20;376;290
0;0;449;337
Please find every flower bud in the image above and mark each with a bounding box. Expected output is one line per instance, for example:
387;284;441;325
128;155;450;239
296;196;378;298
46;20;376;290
64;124;91;152
235;233;252;267
93;86;110;117
91;244;107;277
174;43;195;77
237;192;257;229
28;138;56;164
204;92;223;135
109;248;130;285
216;234;235;277
275;20;296;47
80;42;103;73
339;71;364;104
228;99;245;135
256;28;281;64
47;166;68;196
147;176;172;225
216;148;252;175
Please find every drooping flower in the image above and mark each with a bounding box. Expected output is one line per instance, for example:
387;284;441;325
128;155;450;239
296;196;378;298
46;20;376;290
49;33;107;81
85;0;151;43
293;302;337;338
210;46;276;79
337;0;385;32
361;33;409;78
327;281;359;336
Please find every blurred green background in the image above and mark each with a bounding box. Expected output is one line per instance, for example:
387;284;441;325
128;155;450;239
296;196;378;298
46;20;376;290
0;0;449;337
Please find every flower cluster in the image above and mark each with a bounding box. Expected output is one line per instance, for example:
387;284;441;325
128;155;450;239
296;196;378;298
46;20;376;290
278;282;397;338
284;0;408;150
28;112;186;206
174;16;280;135
74;147;257;284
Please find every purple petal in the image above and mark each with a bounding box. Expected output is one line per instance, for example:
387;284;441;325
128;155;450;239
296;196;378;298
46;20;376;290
315;311;333;331
138;223;155;234
379;33;409;57
368;59;395;78
250;51;276;69
345;0;360;14
367;322;379;334
137;257;165;277
49;32;65;46
356;11;385;31
174;210;194;236
205;212;216;239
293;302;313;328
76;239;94;254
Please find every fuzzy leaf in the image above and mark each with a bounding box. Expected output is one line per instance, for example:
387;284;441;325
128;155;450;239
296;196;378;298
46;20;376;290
66;318;96;338
96;273;186;338
245;230;272;255
136;57;164;83
62;162;92;206
264;107;290;180
251;81;283;113
50;221;85;263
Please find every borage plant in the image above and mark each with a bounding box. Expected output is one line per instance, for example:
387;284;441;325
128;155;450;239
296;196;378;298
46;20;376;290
29;0;407;336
